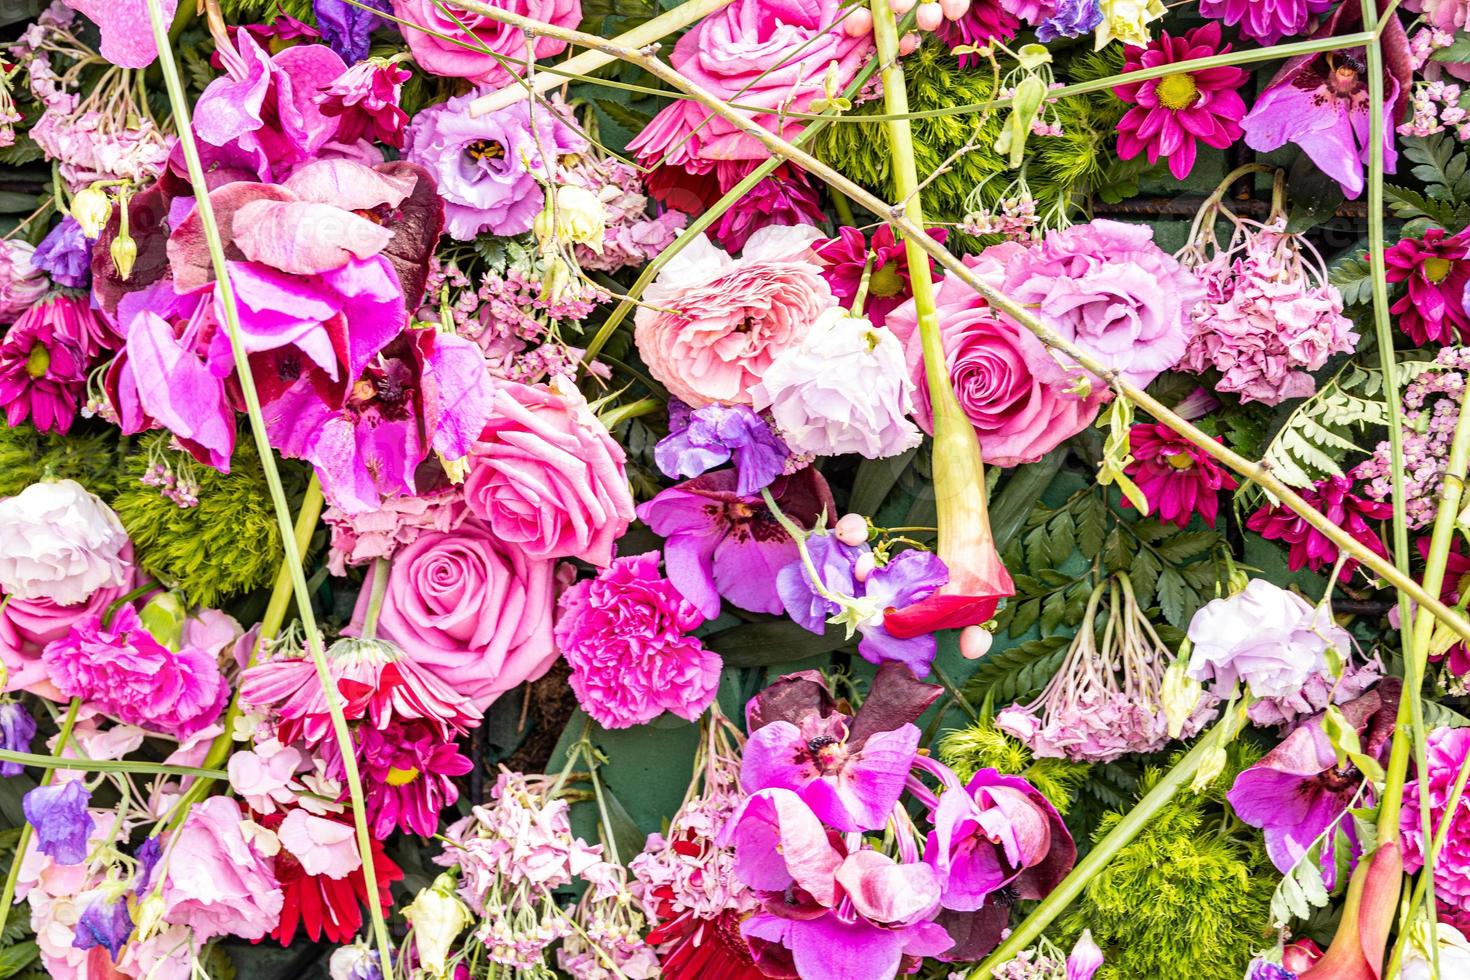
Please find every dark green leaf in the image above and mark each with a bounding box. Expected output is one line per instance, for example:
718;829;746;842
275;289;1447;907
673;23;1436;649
706;620;850;666
593;97;655;134
1432;31;1470;62
962;635;1069;704
1158;567;1190;627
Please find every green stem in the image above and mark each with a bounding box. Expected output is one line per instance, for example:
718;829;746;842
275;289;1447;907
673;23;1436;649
0;698;79;929
0;750;226;780
362;558;391;641
139;7;394;974
596;396;662;429
969;719;1233;977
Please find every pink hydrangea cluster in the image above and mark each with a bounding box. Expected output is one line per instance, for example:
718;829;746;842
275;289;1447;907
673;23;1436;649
564;156;687;273
555;551;721;729
1179;223;1358;405
1356;348;1470;529
1400;79;1470;138
1403;727;1470;920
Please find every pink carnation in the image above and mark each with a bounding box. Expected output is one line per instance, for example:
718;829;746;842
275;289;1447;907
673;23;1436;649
391;0;580;88
465;377;635;567
887;242;1104;468
555;552;721;729
1001;219;1203;389
364;517;556;711
634;225;836;406
324;489;469;576
42;605;230;740
1404;727;1470;918
162;796;284;942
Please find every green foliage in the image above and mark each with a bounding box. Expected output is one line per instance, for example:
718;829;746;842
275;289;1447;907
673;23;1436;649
1384;133;1470;234
1059;744;1274;980
937;719;1091;815
1328;250;1376;308
111;433;300;608
216;0;315;25
0;422;122;499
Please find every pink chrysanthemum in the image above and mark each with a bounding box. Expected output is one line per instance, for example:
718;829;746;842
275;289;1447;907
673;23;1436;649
1246;474;1392;577
1385;227;1470;346
1114;23;1248;180
815;225;948;325
0;293;92;434
555;551;721;729
1198;0;1335;44
350;719;472;838
1122;423;1239;527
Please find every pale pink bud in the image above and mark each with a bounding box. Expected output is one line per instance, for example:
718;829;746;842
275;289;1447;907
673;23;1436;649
898;31;921;53
916;1;943;30
959;625;993;660
844;7;874;35
854;552;877;583
940;0;970;19
834;514;869;546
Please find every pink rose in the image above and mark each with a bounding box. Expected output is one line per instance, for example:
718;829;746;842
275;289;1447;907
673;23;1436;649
391;0;580;87
887;243;1105;468
363;518;556;710
465;378;635;567
634;225;836;406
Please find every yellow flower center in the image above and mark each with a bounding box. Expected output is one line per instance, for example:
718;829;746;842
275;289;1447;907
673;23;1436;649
1165;452;1196;471
1423;256;1455;284
24;344;49;379
1156;73;1199;111
385;766;421;786
869;261;905;298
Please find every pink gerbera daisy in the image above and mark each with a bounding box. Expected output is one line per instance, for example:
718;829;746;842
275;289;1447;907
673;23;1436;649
1114;23;1248;180
1122;423;1238;528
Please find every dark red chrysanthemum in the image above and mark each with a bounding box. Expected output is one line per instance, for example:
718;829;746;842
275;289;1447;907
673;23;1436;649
1245;474;1392;578
1122;423;1238;528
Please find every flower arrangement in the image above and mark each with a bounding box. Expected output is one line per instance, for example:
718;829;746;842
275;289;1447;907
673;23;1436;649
0;0;1467;977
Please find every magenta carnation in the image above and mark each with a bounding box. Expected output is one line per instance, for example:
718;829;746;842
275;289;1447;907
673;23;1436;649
1246;474;1392;578
555;551;721;729
1114;23;1247;180
1122;423;1238;527
42;605;230;740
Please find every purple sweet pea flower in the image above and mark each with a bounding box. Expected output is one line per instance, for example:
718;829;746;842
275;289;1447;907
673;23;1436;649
1036;0;1100;40
22;781;94;865
1227;679;1399;887
135;836;162;892
1245;962;1298;980
0;703;36;777
314;0;390;63
777;535;949;675
637;467;835;618
33;217;92;289
72;890;134;960
654;400;790;497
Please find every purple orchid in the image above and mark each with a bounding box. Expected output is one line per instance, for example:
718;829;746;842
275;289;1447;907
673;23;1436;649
22;780;94;865
777;534;949;675
637;466;835;618
654;400;790;497
0;703;36;778
1227;679;1400;886
265;326;495;513
914;761;1076;960
72;891;135;961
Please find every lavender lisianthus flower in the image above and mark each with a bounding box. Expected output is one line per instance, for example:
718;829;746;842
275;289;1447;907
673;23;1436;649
404;92;587;240
1186;579;1350;698
22;780;94;865
654;400;789;496
32;217;91;289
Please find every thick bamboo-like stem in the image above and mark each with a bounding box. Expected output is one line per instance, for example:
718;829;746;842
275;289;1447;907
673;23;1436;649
142;4;394;974
448;0;1470;644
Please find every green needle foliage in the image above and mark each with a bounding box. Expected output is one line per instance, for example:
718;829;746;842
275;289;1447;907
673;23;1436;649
938;719;1091;816
0;423;122;499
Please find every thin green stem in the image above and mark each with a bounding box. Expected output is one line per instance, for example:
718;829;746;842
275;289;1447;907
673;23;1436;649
0;751;226;780
361;558;391;641
141;6;393;974
0;698;79;929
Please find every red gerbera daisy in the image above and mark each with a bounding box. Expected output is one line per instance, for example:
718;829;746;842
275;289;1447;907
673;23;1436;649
263;812;404;945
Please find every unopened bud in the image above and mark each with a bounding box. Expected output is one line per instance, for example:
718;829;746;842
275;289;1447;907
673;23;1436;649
71;185;113;239
1190;743;1228;792
1161;657;1203;738
110;233;137;281
834;513;869;546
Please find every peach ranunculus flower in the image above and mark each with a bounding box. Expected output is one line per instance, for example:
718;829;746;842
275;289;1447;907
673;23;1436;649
634;224;837;407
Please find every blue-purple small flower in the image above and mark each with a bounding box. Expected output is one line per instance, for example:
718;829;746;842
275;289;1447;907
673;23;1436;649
313;0;390;63
72;890;134;960
22;780;94;865
0;702;36;777
134;836;162;892
1036;0;1101;40
32;216;92;289
1245;960;1298;980
655;401;790;497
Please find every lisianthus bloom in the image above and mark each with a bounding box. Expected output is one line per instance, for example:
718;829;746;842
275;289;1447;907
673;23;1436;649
240;634;482;746
0;293;90;434
1385;227;1470;345
555;551;721;729
655;400;790;497
1122;423;1238;527
1249;652;1383;730
916;762;1076;960
1187;579;1351;698
315;59;411;147
1246;474;1392;577
162;796;284;941
392;0;578;87
0;479;128;607
465;377;635;566
348;719;473;837
1403;725;1470;920
405;93;586;241
1197;0;1333;43
266;810;403;944
637;466;835;619
1242;15;1411;200
778;534;950;674
43;604;230;740
816;225;949;325
32;217;90;290
1001;220;1203;389
362;516;556;711
888;242;1105;468
635;225;836;406
22;780;93;865
1114;24;1247;180
1229;681;1398;885
0;239;47;322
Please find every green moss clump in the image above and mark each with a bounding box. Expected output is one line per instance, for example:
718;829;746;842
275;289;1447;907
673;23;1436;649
0;422;121;499
111;433;292;609
1058;743;1275;980
938;720;1090;816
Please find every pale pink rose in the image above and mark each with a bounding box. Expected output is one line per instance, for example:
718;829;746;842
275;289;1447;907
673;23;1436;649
634;225;836;406
465;377;635;566
361;517;556;710
391;0;580;88
277;809;363;879
887;243;1105;468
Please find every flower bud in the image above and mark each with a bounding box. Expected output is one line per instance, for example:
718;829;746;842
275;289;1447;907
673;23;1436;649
139;591;188;650
854;551;877;583
1161;657;1203;738
940;0;970;19
959;624;993;660
71;185;113;239
834;513;869;546
134;892;166;941
403;872;471;979
916;1;943;29
898;31;921;54
844;7;873;35
889;0;916;13
535;184;606;253
110;232;137;281
1190;743;1228;792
